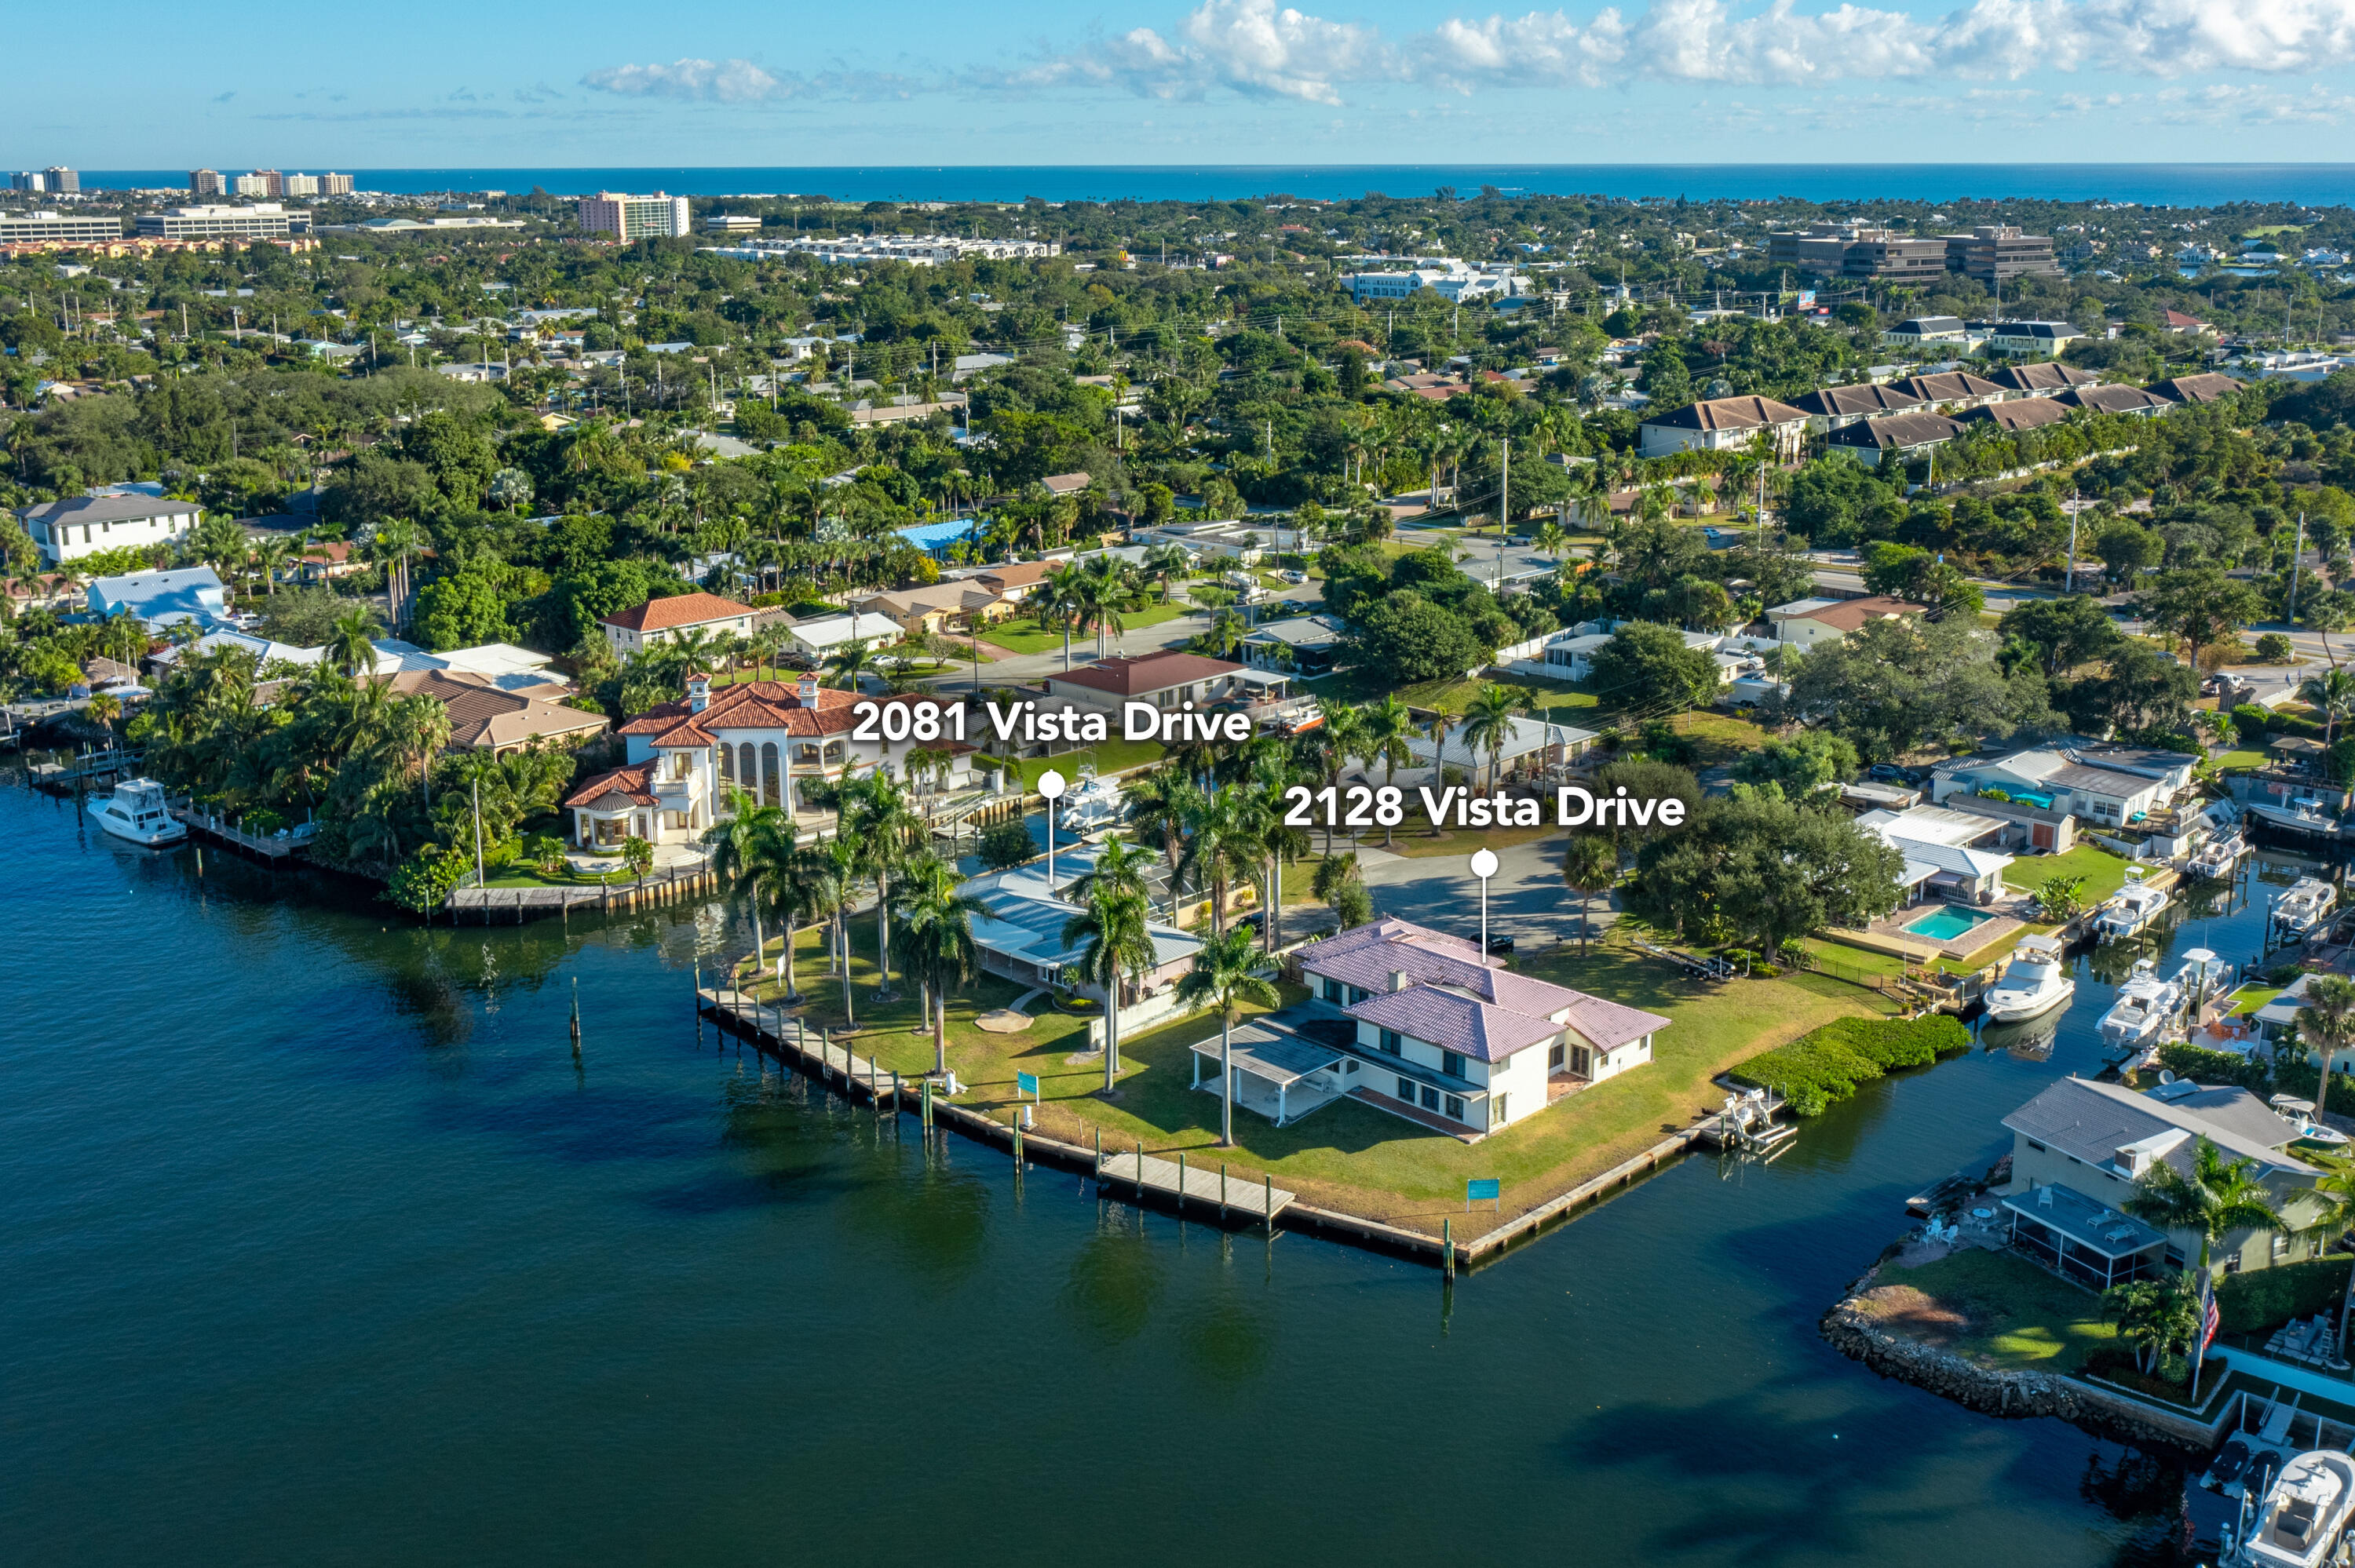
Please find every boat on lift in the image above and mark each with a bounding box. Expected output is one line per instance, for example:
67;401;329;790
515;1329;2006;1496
85;777;187;847
1054;765;1124;833
1983;934;2076;1023
2232;1447;2355;1567
2098;956;2183;1051
2274;877;2339;939
2190;830;2250;881
2093;871;2171;942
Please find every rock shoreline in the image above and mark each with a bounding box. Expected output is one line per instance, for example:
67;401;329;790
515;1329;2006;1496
1820;1264;2215;1455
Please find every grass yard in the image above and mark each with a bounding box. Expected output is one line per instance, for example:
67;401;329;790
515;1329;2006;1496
980;738;1168;789
1858;1249;2115;1373
980;601;1195;656
735;921;1882;1229
2215;749;2268;772
2000;843;2136;902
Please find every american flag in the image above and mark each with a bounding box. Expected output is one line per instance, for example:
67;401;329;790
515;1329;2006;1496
2201;1275;2222;1352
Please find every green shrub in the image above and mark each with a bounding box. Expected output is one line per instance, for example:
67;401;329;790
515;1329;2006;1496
1729;1014;1970;1114
2233;702;2275;735
2155;1041;2271;1094
2218;1258;2353;1336
2255;633;2297;665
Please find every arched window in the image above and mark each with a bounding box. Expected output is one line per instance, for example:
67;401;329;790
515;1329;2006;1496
761;742;781;808
717;742;734;785
738;743;756;799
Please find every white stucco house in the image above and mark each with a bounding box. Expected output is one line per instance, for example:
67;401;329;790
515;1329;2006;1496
18;494;203;566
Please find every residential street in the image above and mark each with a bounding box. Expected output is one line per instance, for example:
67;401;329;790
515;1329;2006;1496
1346;828;1610;952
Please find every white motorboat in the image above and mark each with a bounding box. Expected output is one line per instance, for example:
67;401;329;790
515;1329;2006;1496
1984;934;2076;1023
2249;796;2343;836
2093;874;2171;941
1054;767;1124;833
2098;956;2183;1050
86;777;186;847
2236;1448;2355;1568
2190;830;2249;881
2275;877;2339;937
2269;1096;2355;1152
2173;947;2237;1019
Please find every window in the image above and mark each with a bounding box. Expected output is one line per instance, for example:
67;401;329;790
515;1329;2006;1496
1322;977;1343;1003
1397;1076;1415;1101
1420;1087;1440;1111
1442;1051;1465;1079
1444;1095;1465;1121
2025;1140;2046;1152
1548;1042;1565;1070
2273;1232;2291;1262
1378;1029;1402;1055
1494;1095;1507;1124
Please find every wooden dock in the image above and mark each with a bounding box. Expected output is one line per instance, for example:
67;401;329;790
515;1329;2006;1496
173;805;307;862
1096;1149;1294;1222
697;986;904;1106
450;866;717;921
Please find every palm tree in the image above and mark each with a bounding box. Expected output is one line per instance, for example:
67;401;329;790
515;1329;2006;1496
849;775;924;999
1561;833;1618;950
1123;767;1207;923
2101;1274;2200;1376
1360;694;1418;848
1177;787;1259;935
1041;563;1084;672
1314;702;1371;856
2295;973;2355;1121
1176;922;1281;1147
327;608;378;678
1077;556;1138;658
1062;879;1156;1094
250;533;295;596
1534;519;1569;563
2301;666;2355;747
2124;1134;2289;1274
822;830;861;1025
704;789;801;997
1459;683;1530;795
896;851;988;1076
824;637;878;694
1203;607;1247;661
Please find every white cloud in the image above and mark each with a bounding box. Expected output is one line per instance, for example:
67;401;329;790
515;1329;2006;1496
582;58;793;101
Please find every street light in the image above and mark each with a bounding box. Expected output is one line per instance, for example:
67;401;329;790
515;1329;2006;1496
1470;847;1499;954
1039;769;1067;896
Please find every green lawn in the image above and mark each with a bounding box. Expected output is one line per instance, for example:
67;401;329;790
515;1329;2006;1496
1860;1249;2116;1373
2000;843;2136;901
737;921;1880;1228
2215;749;2268;772
980;600;1195;656
980;738;1168;789
2230;984;2283;1016
484;862;630;889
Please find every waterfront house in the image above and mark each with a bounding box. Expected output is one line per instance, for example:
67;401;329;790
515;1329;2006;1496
385;669;609;756
1043;649;1252;715
367;638;571;695
2000;1075;2332;1280
957;844;1200;1011
568;673;978;847
85;565;229;629
1856;804;2014;906
597;590;761;658
1930;745;2189;828
1292;917;1668;1139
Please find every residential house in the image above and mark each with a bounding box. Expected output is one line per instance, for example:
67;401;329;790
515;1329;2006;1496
1826;411;1966;458
1637;395;1811;460
785;611;905;661
2002;1075;2330;1280
1857;804;2014;906
4;572;84;613
1136;520;1269;562
1241;615;1344;677
2151;372;2245;405
959;843;1201;1004
1931;746;2189;829
1039;471;1093;499
1882;315;1970;349
973;560;1057;603
85;565;228;629
367;639;571;695
1962;398;2074;435
570;673;979;846
1294;917;1669;1138
598;590;761;658
1762;595;1926;650
1976;320;2084;357
148;628;323;673
1989;363;2101;399
17;493;203;565
2058;385;2173;418
385;669;609;756
296;540;367;582
1886;371;2008;410
1787;381;1930;432
1403;713;1597;784
1042;650;1252;715
849;579;1011;636
2160;310;2214;336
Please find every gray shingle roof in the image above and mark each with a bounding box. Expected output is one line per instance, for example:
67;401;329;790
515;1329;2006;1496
2002;1075;2313;1178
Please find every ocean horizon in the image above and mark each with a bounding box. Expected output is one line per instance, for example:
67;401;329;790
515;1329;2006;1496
73;162;2355;208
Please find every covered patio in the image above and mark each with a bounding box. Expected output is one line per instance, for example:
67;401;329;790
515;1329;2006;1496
2003;1181;2171;1289
1189;1023;1348;1127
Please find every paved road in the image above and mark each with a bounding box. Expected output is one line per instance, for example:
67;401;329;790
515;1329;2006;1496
923;582;1329;690
1347;828;1612;952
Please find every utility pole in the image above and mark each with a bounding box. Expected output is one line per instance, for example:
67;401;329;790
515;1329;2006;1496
2068;486;2079;593
472;779;484;890
1499;437;1510;578
2291;512;2309;625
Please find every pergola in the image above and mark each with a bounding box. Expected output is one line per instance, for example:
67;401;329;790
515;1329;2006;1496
1190;1025;1345;1127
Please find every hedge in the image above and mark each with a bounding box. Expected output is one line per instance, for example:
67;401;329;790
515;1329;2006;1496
2154;1041;2355;1107
2218;1258;2353;1336
1729;1015;1971;1116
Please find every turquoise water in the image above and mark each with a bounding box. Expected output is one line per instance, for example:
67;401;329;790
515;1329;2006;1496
1905;905;1999;942
0;778;2298;1566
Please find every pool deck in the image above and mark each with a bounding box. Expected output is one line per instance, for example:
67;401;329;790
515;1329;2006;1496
1831;906;2028;963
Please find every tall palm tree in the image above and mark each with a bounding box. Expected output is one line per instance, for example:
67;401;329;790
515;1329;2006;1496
823;637;877;694
822;830;861;1025
704;789;804;997
1360;694;1418;848
1062;879;1156;1094
2124;1134;2288;1274
327;607;378;678
2295;973;2355;1121
1314;702;1371;857
896;851;988;1076
1123;767;1207;923
1040;563;1085;672
849;775;924;999
1078;556;1139;658
1176;921;1281;1147
2300;666;2355;747
1561;833;1618;951
1459;683;1531;795
1177;787;1259;936
1245;747;1307;952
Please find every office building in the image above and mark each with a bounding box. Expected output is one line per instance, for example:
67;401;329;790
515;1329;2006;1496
577;191;692;241
319;173;353;196
189;168;224;195
44;166;78;194
0;210;126;244
705;213;763;234
1943;225;2061;283
281;173;319;198
11;171;46;193
1841;235;1951;283
1766;223;1876;272
135;203;312;239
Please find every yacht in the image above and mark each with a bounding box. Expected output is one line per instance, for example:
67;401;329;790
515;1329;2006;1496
86;778;186;848
2190;830;2249;881
1983;934;2076;1023
2234;1448;2355;1568
2093;875;2171;941
2098;957;2183;1051
2275;877;2339;938
1054;768;1124;834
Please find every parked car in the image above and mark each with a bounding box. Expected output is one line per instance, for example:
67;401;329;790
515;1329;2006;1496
1277;568;1308;585
1485;932;1515;955
1867;763;1908;782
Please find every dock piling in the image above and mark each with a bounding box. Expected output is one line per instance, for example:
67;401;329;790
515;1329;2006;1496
1442;1218;1455;1278
1176;1151;1186;1213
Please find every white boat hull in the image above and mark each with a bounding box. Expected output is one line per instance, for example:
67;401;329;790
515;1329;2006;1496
88;801;188;847
1985;980;2076;1023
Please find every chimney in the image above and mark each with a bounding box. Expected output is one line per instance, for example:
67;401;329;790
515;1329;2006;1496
1389;970;1410;993
797;674;820;706
686;673;710;713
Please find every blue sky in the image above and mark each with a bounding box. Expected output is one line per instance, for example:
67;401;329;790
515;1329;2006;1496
11;0;2355;168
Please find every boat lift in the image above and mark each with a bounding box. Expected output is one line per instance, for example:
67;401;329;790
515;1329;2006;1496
1700;1086;1795;1162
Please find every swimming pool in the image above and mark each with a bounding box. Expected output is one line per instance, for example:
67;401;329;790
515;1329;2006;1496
1904;904;1996;942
